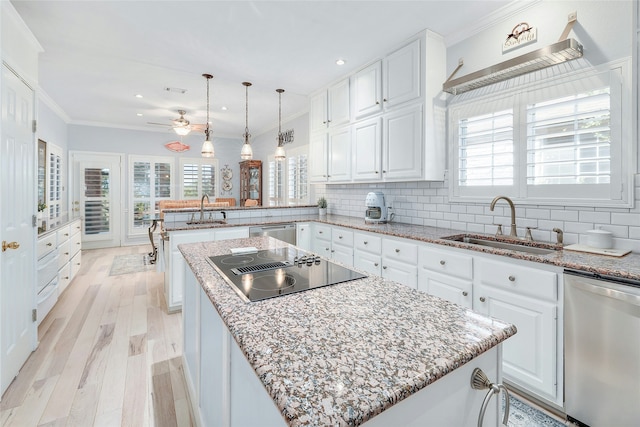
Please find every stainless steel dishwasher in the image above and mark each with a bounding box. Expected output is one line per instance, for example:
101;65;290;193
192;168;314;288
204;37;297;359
564;269;640;427
249;223;296;245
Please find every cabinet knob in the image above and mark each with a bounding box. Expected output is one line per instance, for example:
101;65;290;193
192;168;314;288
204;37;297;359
439;260;446;265
383;170;387;173
374;263;379;267
65;252;69;255
322;121;327;124
331;250;335;253
479;296;486;302
375;171;379;174
325;247;330;251
383;266;387;270
339;235;343;239
64;276;69;280
327;120;331;123
462;291;468;296
364;241;368;245
395;248;400;253
47;243;53;247
319;231;323;234
64;233;69;236
376;101;380;105
508;275;516;282
383;98;388;102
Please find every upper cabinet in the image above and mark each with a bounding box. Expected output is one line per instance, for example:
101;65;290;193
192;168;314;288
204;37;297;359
309;30;446;184
309;78;350;132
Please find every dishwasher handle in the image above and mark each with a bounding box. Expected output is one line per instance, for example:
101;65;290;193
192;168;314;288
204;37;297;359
567;276;640;307
253;224;294;231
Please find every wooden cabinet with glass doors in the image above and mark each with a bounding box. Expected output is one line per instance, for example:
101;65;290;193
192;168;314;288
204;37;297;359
239;160;262;206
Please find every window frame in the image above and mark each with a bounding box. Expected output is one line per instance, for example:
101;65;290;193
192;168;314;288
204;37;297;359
267;146;310;206
448;59;634;208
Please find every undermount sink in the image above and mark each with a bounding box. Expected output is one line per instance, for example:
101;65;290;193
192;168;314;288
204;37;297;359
443;234;560;255
186;219;227;225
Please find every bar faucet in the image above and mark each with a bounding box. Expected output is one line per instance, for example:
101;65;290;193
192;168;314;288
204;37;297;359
552;227;564;245
200;194;209;221
490;196;517;237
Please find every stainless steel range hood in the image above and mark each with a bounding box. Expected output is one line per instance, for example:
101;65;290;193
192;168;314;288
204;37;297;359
443;38;584;95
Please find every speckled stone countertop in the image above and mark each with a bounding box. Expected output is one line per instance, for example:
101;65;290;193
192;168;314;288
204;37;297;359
168;213;640;282
179;236;517;426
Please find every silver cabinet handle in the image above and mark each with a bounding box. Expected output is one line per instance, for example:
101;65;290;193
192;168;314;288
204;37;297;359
395;248;400;253
462;291;468;296
439;260;446;265
508;275;515;282
364;241;368;245
339;235;343;239
480;296;486;302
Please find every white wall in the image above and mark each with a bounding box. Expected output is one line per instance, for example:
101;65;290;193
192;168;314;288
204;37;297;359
317;0;640;251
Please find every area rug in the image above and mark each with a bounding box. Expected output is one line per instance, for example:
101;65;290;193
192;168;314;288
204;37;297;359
504;394;565;427
109;254;155;276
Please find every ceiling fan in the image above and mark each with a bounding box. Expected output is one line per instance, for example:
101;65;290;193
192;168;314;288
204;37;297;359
147;110;205;136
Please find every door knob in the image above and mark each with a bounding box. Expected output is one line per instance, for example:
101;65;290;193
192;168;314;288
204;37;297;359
2;241;20;252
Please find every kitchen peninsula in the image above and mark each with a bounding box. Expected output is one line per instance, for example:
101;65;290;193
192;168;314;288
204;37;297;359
179;236;516;427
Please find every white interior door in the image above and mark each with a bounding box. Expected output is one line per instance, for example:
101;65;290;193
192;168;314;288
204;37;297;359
70;152;122;249
1;64;37;396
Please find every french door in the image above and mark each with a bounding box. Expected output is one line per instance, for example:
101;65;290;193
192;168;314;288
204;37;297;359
70;152;123;249
1;63;37;395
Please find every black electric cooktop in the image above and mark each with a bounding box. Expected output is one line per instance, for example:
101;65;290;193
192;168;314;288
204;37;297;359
207;247;366;302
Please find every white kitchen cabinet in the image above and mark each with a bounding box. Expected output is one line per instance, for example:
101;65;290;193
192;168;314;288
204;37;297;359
382;38;421;109
310;125;352;183
352;117;382;181
56;219;82;295
381;236;418;288
166;226;249;313
418;245;473;308
475;257;559;405
383;103;423;180
353;231;382;275
310;223;332;257
309;132;328;182
309;78;350;132
328;125;352;182
352;61;383;119
296;222;311;251
310;223;353;266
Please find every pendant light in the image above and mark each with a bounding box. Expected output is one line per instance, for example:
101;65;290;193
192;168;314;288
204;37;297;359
201;73;215;158
274;89;286;160
240;81;253;160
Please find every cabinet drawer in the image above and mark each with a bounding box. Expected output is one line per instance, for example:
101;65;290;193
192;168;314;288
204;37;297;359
37;233;57;259
313;224;332;240
382;237;417;263
418;245;473;280
57;224;71;244
354;232;382;254
69;230;82;256
70;251;82;279
477;258;557;301
58;239;71;269
58;264;71;295
331;228;353;246
70;219;82;236
38;250;59;290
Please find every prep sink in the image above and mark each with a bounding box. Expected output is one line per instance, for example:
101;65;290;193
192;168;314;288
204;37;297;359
443;234;560;255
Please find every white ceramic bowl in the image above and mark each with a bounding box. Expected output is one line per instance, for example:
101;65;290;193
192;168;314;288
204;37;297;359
585;229;613;249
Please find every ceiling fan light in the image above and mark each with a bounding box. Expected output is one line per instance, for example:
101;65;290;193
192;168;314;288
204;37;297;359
240;140;253;160
173;125;191;136
201;139;214;158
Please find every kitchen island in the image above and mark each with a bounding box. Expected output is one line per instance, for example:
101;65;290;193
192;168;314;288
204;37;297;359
179;236;516;426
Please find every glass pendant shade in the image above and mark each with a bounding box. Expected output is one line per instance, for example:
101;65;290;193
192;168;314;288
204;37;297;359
201;139;214;157
274;143;286;160
240;140;253;159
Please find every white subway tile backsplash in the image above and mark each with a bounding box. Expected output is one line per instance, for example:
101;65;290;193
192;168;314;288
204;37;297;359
318;179;640;248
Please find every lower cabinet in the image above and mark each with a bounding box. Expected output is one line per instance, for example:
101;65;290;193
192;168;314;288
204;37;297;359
381;236;417;288
310;224;354;266
165;226;249;313
417;243;562;408
295;222;311;251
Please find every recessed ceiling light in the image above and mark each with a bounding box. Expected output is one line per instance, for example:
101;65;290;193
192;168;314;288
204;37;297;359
336;59;346;65
135;94;143;98
136;113;143;117
221;106;228;111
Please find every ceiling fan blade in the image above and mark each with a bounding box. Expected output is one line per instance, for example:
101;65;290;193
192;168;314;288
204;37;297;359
190;123;207;131
147;122;172;127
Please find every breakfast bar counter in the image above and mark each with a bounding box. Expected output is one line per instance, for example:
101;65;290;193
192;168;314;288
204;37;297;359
179;236;516;426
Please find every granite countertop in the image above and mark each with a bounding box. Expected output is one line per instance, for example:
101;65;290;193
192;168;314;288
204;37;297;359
168;213;640;282
179;236;517;426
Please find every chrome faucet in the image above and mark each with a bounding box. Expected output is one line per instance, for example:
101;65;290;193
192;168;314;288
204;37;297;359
490;196;517;237
200;194;209;221
552;227;564;245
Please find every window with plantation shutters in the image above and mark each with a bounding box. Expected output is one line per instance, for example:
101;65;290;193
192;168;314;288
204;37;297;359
450;61;631;207
268;147;309;206
129;155;173;237
179;158;218;199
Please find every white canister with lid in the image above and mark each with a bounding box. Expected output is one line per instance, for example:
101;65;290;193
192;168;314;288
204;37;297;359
585;228;613;249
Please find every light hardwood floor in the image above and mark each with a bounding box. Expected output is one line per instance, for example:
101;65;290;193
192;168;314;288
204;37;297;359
1;245;194;427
